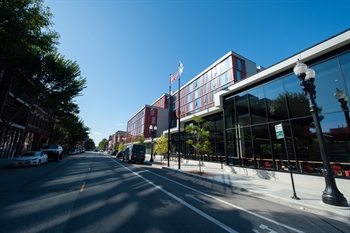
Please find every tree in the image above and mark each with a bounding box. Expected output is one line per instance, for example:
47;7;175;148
118;143;124;151
154;134;168;156
98;138;108;150
0;0;87;136
185;115;212;173
50;113;90;148
138;135;145;145
85;138;95;150
185;115;212;157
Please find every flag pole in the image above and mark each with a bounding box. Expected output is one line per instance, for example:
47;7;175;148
168;73;171;167
177;63;181;169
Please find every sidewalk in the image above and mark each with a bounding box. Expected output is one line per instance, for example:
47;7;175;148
144;154;350;220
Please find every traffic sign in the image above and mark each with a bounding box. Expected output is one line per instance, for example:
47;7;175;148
275;123;284;139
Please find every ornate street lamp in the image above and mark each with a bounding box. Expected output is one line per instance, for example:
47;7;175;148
149;125;157;162
334;88;350;127
293;60;348;207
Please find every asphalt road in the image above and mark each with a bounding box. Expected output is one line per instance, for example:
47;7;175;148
0;152;348;233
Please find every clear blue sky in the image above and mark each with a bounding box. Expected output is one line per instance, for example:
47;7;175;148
44;0;350;145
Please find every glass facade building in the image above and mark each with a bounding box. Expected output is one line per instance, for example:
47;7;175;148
223;51;350;175
169;30;350;177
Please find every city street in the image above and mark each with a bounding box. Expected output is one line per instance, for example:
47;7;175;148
0;152;348;233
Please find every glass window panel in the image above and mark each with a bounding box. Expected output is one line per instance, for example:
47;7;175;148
235;93;250;126
188;83;193;92
237;59;242;70
248;87;267;124
264;79;288;122
188;102;193;111
187;93;192;102
224;97;235;129
284;74;310;119
338;52;350;97
213;78;217;89
195;98;201;108
221;57;230;71
226;129;237;165
219;72;228;86
212;66;217;78
242;126;253;159
236;70;241;81
311;58;345;114
252;124;272;169
194;89;199;99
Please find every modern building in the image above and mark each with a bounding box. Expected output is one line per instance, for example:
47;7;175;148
125;94;170;154
126;29;350;177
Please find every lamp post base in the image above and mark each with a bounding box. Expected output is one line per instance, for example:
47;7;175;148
322;192;348;207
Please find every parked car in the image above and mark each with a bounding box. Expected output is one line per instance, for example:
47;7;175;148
123;145;145;164
111;150;118;155
116;151;124;158
41;144;63;161
68;149;77;155
13;151;48;166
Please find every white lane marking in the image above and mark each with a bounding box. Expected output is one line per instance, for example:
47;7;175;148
109;157;238;233
185;193;207;204
260;224;278;233
153;168;305;233
110;157;304;233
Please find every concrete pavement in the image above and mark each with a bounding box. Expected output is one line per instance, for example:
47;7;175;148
144;154;350;221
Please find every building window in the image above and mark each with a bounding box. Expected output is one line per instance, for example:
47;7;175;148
195;98;201;108
221;57;230;71
219;72;228;86
187;93;192;102
188;83;193;92
188;102;193;111
237;59;242;70
236;70;242;81
194;89;200;99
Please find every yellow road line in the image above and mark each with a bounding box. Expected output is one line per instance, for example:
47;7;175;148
80;181;86;192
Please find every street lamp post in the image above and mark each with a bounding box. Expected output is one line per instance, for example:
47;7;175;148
334;88;350;127
293;60;348;207
149;125;157;162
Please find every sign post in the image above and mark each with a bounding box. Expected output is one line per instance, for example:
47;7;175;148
275;123;300;200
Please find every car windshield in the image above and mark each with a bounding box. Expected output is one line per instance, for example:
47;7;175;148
20;152;38;157
133;145;145;153
43;145;59;149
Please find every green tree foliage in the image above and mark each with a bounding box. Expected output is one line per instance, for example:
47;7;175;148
113;143;119;150
185;115;212;156
138;135;145;145
50;113;90;147
85;138;95;150
41;53;87;116
118;143;124;151
0;0;88;142
154;134;168;155
98;138;108;150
